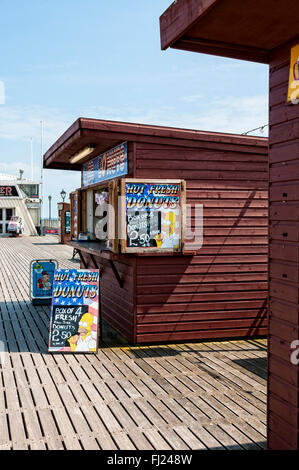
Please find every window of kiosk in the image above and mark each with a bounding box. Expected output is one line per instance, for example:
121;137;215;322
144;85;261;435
121;179;186;254
85;182;118;252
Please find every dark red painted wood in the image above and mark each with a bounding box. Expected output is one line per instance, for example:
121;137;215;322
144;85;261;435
135;140;268;343
268;41;299;450
79;251;136;343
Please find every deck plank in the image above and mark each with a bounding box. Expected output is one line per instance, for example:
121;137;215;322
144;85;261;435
0;235;268;450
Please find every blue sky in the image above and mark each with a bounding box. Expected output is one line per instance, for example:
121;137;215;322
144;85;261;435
0;0;269;217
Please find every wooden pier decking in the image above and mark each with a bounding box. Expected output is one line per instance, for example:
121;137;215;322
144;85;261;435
0;236;267;450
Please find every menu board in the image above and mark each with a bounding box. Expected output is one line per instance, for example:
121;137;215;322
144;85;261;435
123;180;183;252
48;269;100;353
82;142;127;187
65;211;71;234
30;260;58;304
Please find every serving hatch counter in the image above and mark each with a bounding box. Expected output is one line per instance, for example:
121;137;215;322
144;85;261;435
44;118;268;344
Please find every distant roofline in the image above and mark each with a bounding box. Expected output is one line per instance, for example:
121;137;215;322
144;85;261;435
0;173;40;184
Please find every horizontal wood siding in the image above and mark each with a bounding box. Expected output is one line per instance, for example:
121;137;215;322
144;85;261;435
268;43;299;450
135;141;268;343
79;251;135;343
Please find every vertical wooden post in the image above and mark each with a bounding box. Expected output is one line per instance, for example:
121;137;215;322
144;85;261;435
268;42;299;450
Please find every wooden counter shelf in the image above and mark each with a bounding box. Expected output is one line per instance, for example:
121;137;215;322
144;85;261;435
67;240;120;261
67;240;126;288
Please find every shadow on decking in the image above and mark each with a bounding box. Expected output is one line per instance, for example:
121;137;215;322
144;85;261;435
126;347;180;358
33;242;59;246
231;357;267;379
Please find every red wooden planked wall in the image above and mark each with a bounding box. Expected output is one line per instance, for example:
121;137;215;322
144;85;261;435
268;42;299;450
80;252;136;343
135;141;268;343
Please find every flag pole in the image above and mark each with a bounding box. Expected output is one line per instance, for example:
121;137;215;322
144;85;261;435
40;121;44;236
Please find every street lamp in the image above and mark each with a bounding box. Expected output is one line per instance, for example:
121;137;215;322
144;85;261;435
48;195;52;228
60;189;66;202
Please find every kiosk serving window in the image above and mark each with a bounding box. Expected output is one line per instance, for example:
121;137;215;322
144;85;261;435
71;181;118;252
121;179;186;253
85;186;110;244
70;173;186;255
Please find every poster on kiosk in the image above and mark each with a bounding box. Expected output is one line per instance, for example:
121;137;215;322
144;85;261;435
48;269;100;353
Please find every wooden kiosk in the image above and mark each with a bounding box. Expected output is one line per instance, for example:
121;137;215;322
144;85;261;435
160;0;299;451
44;118;268;344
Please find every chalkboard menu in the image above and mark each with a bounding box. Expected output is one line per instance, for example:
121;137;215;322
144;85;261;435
48;269;100;353
126;210;161;248
123;180;183;252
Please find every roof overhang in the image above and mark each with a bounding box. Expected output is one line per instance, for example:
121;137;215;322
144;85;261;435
160;0;299;63
43;117;268;171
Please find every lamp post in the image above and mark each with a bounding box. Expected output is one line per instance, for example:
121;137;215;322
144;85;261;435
48;195;52;229
60;189;66;202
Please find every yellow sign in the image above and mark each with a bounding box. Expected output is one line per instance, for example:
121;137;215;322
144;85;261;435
287;44;299;103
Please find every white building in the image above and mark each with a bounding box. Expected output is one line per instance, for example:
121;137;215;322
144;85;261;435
0;172;41;236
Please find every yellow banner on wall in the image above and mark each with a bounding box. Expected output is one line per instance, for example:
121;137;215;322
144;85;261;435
287;44;299;103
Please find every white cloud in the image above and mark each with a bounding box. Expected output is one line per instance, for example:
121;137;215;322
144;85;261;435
0;92;269;149
0;93;268;215
0;105;73;147
178;94;269;135
87;94;268;136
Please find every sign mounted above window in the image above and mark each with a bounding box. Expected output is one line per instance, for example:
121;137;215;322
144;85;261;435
287;44;299;103
0;186;19;197
82;142;127;188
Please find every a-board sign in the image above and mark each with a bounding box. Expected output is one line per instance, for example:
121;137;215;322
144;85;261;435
30;260;58;305
48;269;100;353
122;179;184;253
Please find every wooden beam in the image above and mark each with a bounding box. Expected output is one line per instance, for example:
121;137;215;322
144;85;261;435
174;36;270;64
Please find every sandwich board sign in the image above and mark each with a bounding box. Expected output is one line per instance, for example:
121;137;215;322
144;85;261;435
30;260;58;305
48;269;100;353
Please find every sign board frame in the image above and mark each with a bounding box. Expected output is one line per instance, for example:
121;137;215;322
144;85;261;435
48;269;100;353
65;211;71;234
120;178;186;254
82;142;128;188
0;185;19;197
30;259;58;305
